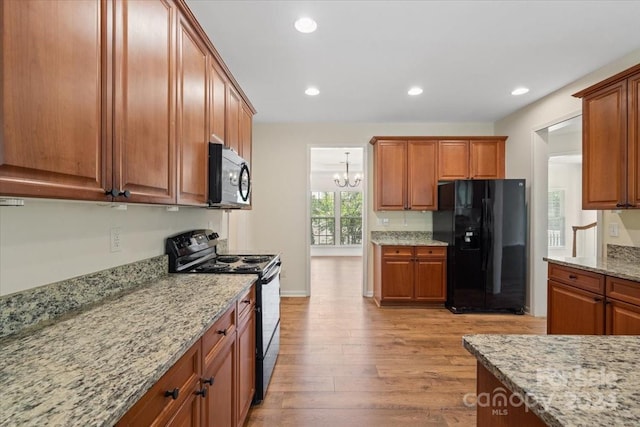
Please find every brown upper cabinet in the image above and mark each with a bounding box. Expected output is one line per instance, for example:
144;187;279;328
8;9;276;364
573;63;640;209
0;0;255;206
370;138;438;211
370;136;506;211
438;138;506;180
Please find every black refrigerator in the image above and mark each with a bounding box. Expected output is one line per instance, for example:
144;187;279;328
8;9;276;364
433;179;526;314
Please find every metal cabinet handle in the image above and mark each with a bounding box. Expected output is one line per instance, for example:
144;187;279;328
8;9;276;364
217;329;227;336
568;274;578;279
164;388;179;400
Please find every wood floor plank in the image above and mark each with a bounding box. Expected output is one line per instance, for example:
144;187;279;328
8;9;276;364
246;256;547;426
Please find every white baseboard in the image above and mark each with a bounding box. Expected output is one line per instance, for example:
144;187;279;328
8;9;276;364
280;290;310;297
364;290;373;297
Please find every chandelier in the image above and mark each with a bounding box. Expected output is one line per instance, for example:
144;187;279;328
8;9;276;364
334;152;361;188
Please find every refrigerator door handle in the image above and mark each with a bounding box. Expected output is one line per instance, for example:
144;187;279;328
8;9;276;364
481;198;492;272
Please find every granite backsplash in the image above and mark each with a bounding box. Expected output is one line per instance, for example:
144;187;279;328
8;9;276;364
0;255;167;340
608;244;640;262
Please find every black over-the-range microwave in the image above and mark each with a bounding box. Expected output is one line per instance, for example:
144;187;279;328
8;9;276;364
208;143;251;209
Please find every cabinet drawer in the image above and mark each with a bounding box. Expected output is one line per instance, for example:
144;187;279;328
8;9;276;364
606;276;640;306
547;263;604;294
415;246;446;258
117;343;200;426
238;285;256;321
382;246;413;257
202;304;236;363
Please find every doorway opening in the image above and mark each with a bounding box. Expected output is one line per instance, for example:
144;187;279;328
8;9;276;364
308;147;365;297
546;115;598;258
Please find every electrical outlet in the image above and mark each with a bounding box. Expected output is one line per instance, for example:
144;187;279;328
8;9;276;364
110;227;122;252
609;223;619;237
379;218;390;226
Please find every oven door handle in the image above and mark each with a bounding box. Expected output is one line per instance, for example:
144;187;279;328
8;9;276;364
261;263;281;285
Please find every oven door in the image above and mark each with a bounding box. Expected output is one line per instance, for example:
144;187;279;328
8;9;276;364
258;263;280;354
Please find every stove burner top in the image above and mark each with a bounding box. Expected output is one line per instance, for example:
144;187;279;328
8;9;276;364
243;255;271;264
195;262;231;273
234;264;262;272
216;255;241;263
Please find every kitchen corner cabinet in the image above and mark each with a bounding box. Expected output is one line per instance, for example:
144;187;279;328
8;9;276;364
373;245;447;306
547;263;640;335
117;284;256;427
370;138;438;211
0;0;255;207
437;138;506;180
573;63;640;209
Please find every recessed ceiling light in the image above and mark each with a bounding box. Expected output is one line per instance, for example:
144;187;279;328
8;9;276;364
305;87;320;96
511;87;530;96
294;17;317;33
408;87;423;96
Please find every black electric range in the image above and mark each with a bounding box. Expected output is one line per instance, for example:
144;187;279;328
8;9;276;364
165;229;280;404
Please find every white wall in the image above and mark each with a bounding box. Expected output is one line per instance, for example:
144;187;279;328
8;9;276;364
243;122;494;296
495;48;640;316
0;199;226;296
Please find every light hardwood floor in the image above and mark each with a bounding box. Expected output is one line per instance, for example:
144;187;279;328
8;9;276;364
246;256;546;426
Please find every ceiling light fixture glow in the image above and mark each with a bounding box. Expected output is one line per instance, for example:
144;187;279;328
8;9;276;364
294;17;317;33
511;87;530;96
408;87;423;96
305;87;320;96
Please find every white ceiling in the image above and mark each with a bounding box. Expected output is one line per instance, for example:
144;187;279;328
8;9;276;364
310;147;364;173
187;1;640;124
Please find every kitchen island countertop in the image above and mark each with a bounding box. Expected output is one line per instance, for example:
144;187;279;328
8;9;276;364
464;334;640;426
544;256;640;282
0;273;256;426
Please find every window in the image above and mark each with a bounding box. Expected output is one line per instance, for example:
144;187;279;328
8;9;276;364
340;192;362;245
311;192;335;245
311;191;362;246
548;190;565;247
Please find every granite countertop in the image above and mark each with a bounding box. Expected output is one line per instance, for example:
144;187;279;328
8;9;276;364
464;334;640;427
544;256;640;282
0;273;256;426
370;231;447;246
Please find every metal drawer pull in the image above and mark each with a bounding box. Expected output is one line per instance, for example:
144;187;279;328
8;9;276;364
568;274;578;279
203;377;215;385
217;329;227;336
196;387;207;398
164;388;179;400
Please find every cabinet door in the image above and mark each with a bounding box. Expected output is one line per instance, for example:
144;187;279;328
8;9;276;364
381;257;414;301
240;102;253;164
113;0;176;204
209;59;227;145
237;309;256;426
374;140;406;210
547;281;604;334
607;299;640;335
469;140;505;179
414;248;447;302
226;86;241;154
407;141;437;210
0;0;109;200
202;333;236;427
437;140;469;180
629;72;640;208
582;81;627;209
165;390;201;427
176;14;208;206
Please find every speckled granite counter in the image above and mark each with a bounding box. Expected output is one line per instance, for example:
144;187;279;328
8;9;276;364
464;334;640;427
544;256;640;282
0;273;256;426
370;231;447;246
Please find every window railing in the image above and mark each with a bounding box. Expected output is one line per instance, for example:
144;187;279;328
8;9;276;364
311;216;335;245
340;217;362;245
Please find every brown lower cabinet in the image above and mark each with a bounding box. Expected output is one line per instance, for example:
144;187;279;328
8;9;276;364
117;284;255;427
476;363;546;427
547;263;640;335
373;245;447;306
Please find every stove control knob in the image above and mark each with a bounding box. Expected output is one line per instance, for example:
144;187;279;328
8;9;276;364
207;232;219;241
